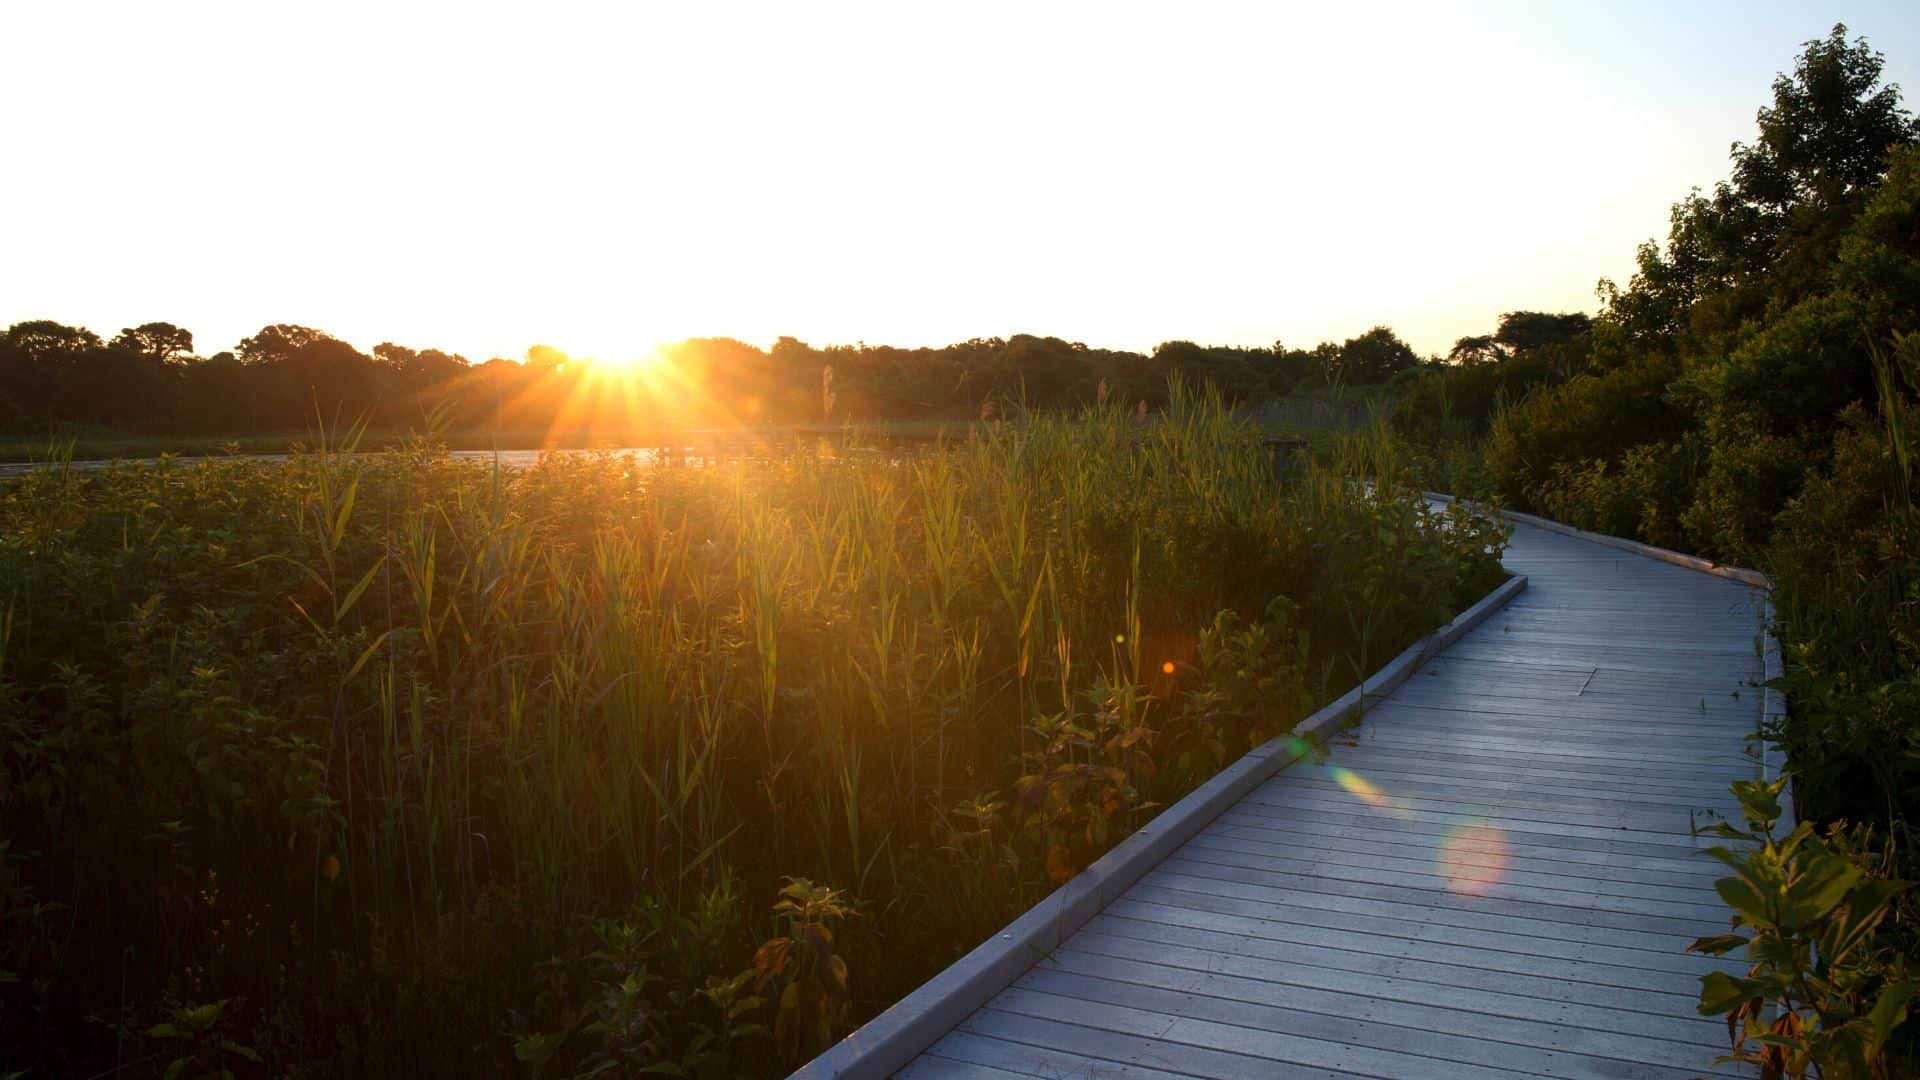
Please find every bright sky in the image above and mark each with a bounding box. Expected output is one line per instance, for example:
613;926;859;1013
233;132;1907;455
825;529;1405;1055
4;1;1918;362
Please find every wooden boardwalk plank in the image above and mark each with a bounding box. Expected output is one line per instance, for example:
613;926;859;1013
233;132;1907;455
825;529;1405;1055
883;514;1764;1077
1091;904;1713;1009
1022;956;1730;1077
1120;882;1740;983
1058;930;1724;1044
913;1031;1191;1079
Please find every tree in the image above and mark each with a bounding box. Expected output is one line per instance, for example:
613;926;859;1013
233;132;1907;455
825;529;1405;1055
1600;26;1917;346
1337;326;1420;384
2;320;102;364
525;344;569;371
1493;311;1591;353
372;342;418;371
1447;334;1504;366
110;322;195;365
237;324;331;366
1731;24;1920;215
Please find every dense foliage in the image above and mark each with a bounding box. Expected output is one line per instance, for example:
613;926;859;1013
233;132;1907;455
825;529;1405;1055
1393;25;1920;1074
0;318;1429;445
0;388;1505;1076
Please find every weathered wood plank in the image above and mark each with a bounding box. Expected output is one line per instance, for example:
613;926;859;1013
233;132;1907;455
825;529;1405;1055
892;1056;1030;1080
956;1009;1353;1080
1120;882;1742;983
1237;787;1720;843
984;987;1547;1080
1202;817;1728;889
1006;968;1712;1076
1091;904;1713;1009
1021;953;1732;1076
1059;929;1724;1043
1172;832;1727;915
1181;828;1723;904
914;1031;1189;1079
1152;856;1722;939
1218;800;1724;864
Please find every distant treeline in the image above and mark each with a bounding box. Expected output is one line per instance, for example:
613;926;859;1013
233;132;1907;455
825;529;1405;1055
0;317;1583;438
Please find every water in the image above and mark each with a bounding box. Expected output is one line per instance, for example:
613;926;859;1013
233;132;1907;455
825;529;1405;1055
0;447;670;480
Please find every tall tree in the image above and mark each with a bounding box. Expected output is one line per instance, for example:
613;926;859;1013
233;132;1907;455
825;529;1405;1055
1493;311;1591;353
1337;326;1420;384
110;322;195;365
2;320;102;364
1731;23;1920;214
237;324;331;366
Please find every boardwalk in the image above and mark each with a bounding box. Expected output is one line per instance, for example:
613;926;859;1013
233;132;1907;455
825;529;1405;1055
889;515;1768;1079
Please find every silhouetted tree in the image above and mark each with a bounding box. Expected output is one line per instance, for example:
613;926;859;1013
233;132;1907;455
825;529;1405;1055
1493;311;1591;353
1336;326;1420;384
110;323;195;365
1447;334;1504;366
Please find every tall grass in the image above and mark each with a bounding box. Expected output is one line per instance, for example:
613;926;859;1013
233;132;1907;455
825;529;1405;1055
0;383;1505;1077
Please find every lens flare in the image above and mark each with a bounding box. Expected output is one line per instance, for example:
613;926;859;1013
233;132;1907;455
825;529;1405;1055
1438;822;1513;895
1328;766;1390;811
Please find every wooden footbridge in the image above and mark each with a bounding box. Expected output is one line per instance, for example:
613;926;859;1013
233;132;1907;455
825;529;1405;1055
800;505;1775;1079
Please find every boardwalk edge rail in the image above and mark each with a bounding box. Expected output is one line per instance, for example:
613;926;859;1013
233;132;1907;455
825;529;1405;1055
792;567;1529;1078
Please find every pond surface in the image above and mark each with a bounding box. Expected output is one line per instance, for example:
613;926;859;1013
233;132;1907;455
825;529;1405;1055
0;447;673;480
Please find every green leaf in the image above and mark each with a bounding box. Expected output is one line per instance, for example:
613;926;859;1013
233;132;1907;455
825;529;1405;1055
1716;877;1775;930
344;630;393;682
144;1023;180;1038
329;471;360;551
512;1033;559;1065
286;595;326;637
1698;970;1756;1014
1730;779;1782;827
1825;877;1910;963
1782;849;1862;929
334;555;386;623
1866;980;1918;1052
1687;933;1749;957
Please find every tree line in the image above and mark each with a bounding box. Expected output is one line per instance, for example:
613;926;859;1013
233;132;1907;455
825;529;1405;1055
0;313;1486;439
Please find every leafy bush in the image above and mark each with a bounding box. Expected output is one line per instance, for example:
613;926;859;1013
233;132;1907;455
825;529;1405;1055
1483;354;1687;508
1691;778;1916;1078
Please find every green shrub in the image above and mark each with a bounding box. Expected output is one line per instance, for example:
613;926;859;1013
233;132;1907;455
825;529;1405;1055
1484;354;1686;507
1691;778;1917;1078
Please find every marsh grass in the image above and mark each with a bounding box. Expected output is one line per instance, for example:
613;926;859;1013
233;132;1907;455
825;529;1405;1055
0;382;1504;1077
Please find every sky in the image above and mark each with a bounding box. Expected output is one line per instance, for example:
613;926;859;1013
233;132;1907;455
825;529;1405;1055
4;1;1919;363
